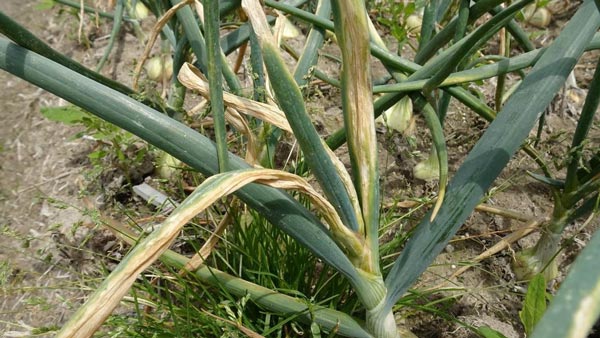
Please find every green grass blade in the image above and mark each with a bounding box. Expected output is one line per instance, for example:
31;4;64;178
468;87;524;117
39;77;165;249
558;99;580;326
530;229;600;338
167;253;373;338
58;168;365;336
0;38;364;288
205;0;228;171
383;0;600;312
105;224;372;338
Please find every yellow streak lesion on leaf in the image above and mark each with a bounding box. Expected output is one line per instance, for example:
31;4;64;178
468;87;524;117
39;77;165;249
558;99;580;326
335;1;377;235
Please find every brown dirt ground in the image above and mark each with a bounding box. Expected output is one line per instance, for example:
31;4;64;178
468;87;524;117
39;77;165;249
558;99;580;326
1;1;599;337
0;0;141;335
1;1;87;335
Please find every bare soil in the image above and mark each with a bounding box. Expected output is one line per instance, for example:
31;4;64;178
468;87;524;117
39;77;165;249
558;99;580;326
0;1;137;335
0;1;598;337
0;3;85;336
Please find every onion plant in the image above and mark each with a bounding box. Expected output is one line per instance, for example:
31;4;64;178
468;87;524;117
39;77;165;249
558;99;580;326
513;55;600;281
1;0;600;337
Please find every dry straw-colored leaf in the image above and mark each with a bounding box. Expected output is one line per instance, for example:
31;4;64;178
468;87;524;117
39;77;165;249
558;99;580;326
56;168;358;337
241;0;276;46
178;63;292;132
225;107;260;164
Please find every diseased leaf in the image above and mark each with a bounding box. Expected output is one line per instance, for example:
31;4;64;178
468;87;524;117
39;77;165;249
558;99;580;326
178;63;292;132
242;0;363;234
331;0;379;270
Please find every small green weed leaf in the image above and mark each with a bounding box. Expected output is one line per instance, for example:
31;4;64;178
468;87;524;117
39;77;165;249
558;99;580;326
35;0;55;11
310;322;321;338
477;326;509;338
87;150;107;160
40;106;87;124
519;274;547;336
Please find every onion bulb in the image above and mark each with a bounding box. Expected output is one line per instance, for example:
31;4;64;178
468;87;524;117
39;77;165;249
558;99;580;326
377;96;415;136
523;4;551;28
145;55;173;82
405;14;422;33
133;1;149;20
414;146;439;181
